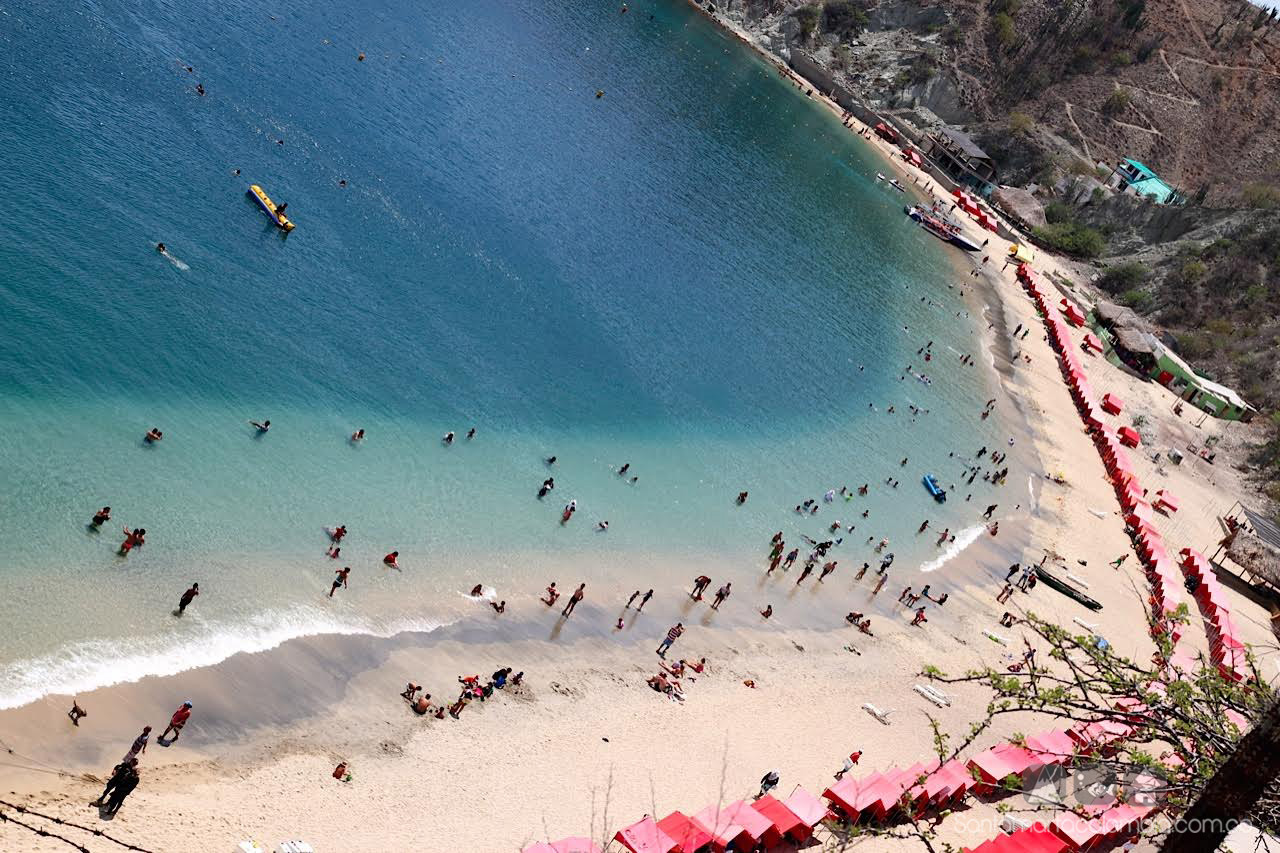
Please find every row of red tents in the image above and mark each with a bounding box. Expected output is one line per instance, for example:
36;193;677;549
1179;548;1250;683
555;785;833;853
951;188;998;232
1016;265;1190;648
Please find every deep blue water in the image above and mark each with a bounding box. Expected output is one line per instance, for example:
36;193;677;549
0;0;1002;706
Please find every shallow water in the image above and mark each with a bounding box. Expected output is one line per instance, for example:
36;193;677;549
0;0;1010;707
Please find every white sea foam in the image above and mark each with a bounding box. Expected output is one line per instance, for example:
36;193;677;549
919;523;986;573
0;606;447;711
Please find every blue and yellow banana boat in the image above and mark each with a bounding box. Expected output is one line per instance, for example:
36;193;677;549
247;184;295;232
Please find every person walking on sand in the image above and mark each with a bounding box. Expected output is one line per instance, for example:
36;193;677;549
872;574;888;595
68;699;87;726
711;583;731;610
1005;563;1021;582
983;504;997;520
760;604;773;619
638;589;653;611
160;701;192;742
911;607;928;626
656;622;683;656
834;750;863;780
1110;554;1129;570
627;590;641;608
91;757;136;808
562;583;585;617
796;562;813;585
124;726;150;763
898;586;913;604
102;763;139;816
690;575;711;600
782;548;799;570
177;582;199;614
330;566;350;597
819;560;837;582
996;582;1014;604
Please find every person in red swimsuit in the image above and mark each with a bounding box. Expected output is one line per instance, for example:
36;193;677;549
161;701;192;742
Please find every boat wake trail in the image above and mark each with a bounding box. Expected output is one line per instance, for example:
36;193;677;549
161;250;190;271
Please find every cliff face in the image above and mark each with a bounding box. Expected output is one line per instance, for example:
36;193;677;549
705;0;1280;206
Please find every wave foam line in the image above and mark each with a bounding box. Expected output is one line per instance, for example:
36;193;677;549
0;606;449;711
919;523;986;573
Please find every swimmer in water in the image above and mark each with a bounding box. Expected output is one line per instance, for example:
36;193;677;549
351;429;365;442
467;428;475;440
144;428;163;443
249;419;270;433
470;584;483;596
443;431;454;445
598;520;609;530
383;551;400;569
91;506;111;528
156;242;166;253
546;456;557;465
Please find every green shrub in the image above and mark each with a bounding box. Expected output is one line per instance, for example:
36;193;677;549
1031;223;1106;258
1241;183;1280;209
1098;261;1149;293
909;53;938;84
794;4;820;40
822;0;869;37
1120;289;1154;310
1176;332;1214;358
1008;112;1034;135
1044;201;1075;224
1102;88;1131;116
993;12;1016;48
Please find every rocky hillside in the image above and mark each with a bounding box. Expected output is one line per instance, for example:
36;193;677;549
708;0;1280;205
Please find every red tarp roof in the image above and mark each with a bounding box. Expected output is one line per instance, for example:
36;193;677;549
1118;426;1141;447
691;805;748;852
750;794;804;840
614;816;677;853
718;801;773;842
657;811;713;853
1155;489;1179;511
783;786;829;837
966;822;1067;853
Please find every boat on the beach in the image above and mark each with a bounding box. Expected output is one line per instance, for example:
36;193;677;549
905;205;980;252
1034;565;1103;611
247;184;295;232
922;474;947;503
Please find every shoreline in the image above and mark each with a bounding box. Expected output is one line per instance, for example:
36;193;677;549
4;6;1275;852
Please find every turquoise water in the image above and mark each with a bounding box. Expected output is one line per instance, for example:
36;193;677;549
0;0;1003;707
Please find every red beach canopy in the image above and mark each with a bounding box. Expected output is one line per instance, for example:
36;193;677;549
1101;393;1123;415
1155;489;1179;512
656;812;712;853
614;817;676;853
782;786;829;840
1118;426;1141;447
691;805;749;852
749;794;805;842
1083;332;1103;352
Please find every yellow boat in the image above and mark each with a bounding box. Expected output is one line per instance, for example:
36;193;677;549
247;184;295;232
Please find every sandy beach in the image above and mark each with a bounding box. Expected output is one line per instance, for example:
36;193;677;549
3;8;1277;853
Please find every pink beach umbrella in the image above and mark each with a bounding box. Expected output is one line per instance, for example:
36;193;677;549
550;838;602;853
